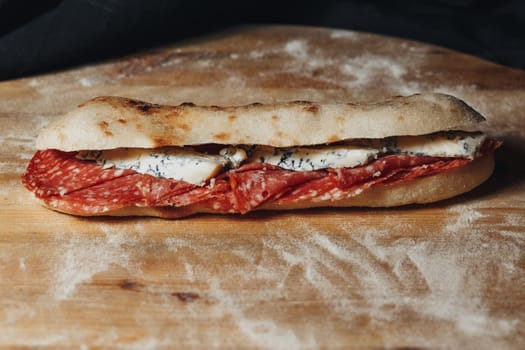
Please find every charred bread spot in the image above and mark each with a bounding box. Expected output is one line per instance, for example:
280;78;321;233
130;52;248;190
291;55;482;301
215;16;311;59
209;105;223;111
228;115;238;122
98;120;113;136
125;98;161;113
397;115;405;121
176;122;190;132
80;96;112;107
327;134;341;143
271;115;279;121
172;292;200;302
292;101;323;112
137;104;153;113
303;104;319;113
153;137;172;147
213;132;231;141
117;118;127;124
180;102;195;107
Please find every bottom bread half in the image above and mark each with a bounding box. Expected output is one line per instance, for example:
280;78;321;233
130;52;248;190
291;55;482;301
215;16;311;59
40;154;495;218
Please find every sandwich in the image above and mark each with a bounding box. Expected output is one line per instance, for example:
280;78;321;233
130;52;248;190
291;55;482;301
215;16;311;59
22;93;501;218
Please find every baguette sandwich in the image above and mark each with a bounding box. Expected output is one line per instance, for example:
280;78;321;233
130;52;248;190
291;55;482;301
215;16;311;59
22;93;501;218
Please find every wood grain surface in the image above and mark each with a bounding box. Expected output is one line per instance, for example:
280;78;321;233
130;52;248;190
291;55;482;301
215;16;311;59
1;25;524;349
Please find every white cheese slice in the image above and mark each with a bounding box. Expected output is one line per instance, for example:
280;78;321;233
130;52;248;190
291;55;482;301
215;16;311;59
75;132;486;183
220;147;248;168
390;132;486;159
78;148;229;185
248;145;380;171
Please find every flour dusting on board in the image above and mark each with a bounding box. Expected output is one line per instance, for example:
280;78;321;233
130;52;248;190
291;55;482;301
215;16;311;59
50;225;143;299
2;302;36;325
379;205;518;339
252;209;521;348
77;77;99;87
330;30;359;40
278;37;423;97
205;279;306;350
133;202;525;349
237;319;303;350
340;54;406;86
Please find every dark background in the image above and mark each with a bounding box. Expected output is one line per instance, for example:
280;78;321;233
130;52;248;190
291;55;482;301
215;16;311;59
0;0;524;81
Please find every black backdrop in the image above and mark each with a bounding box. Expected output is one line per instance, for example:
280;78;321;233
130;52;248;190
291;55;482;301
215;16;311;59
0;0;523;81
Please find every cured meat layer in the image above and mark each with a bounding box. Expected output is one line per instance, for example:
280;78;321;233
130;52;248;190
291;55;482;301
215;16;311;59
22;148;486;215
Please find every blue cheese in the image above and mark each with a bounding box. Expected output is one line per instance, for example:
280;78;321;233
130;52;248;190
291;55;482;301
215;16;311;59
219;147;248;168
248;145;380;171
76;132;485;183
77;148;231;185
389;132;486;159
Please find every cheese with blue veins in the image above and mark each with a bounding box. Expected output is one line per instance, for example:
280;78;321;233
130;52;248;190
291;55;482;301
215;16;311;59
76;132;486;184
391;132;486;159
248;145;380;171
77;148;240;185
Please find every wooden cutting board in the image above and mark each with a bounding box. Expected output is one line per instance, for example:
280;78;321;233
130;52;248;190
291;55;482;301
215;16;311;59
1;25;524;349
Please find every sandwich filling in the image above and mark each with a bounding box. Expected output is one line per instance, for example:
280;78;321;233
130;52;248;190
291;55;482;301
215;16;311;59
22;132;499;216
75;132;486;185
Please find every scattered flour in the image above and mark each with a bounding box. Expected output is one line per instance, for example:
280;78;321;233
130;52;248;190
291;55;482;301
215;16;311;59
2;302;36;325
183;261;195;282
50;225;143;300
33;199;522;348
203;278;316;349
78;77;98;87
196;59;212;68
18;258;26;271
250;207;522;348
330;30;359;40
445;202;485;233
160;57;182;68
27;79;41;87
164;237;192;253
248;50;265;60
237;318;303;350
276;37;425;96
284;39;309;60
340;54;407;84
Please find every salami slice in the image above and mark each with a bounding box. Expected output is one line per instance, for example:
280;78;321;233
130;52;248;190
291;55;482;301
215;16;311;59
224;164;325;213
22;150;197;214
277;155;442;203
44;174;150;214
22;150;136;197
22;142;498;216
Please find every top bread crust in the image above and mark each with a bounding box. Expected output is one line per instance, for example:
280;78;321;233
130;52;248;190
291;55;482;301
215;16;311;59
36;93;486;151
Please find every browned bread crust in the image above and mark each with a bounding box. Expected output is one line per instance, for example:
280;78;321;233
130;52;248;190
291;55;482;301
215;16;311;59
36;93;485;151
